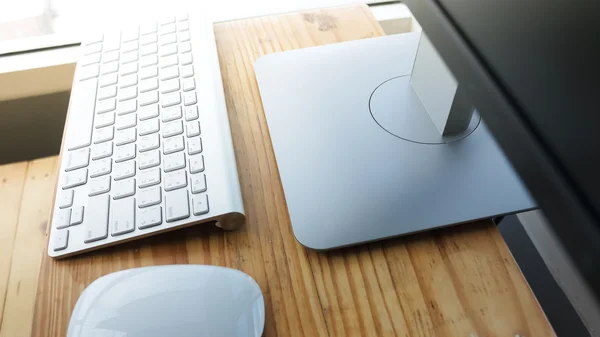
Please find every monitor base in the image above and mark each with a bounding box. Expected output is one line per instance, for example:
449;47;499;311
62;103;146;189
369;75;480;145
254;32;536;250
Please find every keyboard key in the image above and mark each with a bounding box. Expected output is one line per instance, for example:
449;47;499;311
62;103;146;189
161;92;181;107
113;178;135;199
192;194;209;215
120;61;138;76
122;26;139;42
140;33;157;46
139;186;161;208
180;53;192;66
83;194;110;243
186;121;200;137
116;113;137;130
162;120;183;137
141;21;158;35
183;91;196;105
140;66;158;80
54;208;71;229
181;65;194;79
91;142;113;160
190;173;207;194
161;78;180;94
110;197;135;236
98;85;117;100
94;126;114;144
52;229;69;251
104;32;121;52
177;13;188;22
189;154;204;173
138;167;161;188
163;152;185;172
83;42;102;55
159;23;176;35
159;33;177;46
139;91;159;106
81;53;101;66
62;169;88;189
120;74;138;88
160;55;178;68
163;136;184;154
103;50;120;63
159;16;176;26
113;160;136;181
84;33;103;45
140;77;159;92
139;150;161;170
139;134;160;152
139;118;160;136
65;79;97;150
118;86;137;101
88;175;111;196
70;206;84;226
179;41;191;53
79;64;100;81
114;143;136;162
187;137;202;155
117;99;137;115
165;188;189;221
115;127;137;146
160;66;179;81
139;104;159;120
90;158;112;178
99;73;118;87
182;78;195;92
137;206;162;229
65;148;90;171
102;61;119;75
162;105;182;122
96;98;116;114
122;40;139;53
58;190;74;209
178;31;191;42
178;21;189;31
160;44;177;57
141;43;158;56
95;111;115;128
121;51;138;64
140;54;158;67
184;106;198;121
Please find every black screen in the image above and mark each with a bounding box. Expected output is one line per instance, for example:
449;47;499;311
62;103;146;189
405;0;600;300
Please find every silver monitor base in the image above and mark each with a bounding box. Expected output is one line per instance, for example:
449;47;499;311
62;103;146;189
254;33;536;250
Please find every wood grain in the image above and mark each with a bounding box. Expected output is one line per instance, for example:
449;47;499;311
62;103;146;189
0;161;28;322
14;5;555;337
1;157;57;337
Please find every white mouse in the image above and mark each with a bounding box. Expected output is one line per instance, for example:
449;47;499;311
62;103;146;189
67;265;265;337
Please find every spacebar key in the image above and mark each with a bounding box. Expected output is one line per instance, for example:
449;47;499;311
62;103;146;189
66;78;98;150
83;194;110;243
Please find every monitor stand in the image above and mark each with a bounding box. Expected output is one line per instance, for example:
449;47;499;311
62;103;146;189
254;32;536;250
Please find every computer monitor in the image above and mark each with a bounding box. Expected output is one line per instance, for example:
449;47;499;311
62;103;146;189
404;0;600;300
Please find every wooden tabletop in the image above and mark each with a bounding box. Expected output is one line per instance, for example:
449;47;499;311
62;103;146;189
0;5;554;337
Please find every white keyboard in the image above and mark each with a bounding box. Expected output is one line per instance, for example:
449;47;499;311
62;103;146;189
48;14;245;258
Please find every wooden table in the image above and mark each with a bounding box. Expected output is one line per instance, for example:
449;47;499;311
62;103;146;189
0;5;555;337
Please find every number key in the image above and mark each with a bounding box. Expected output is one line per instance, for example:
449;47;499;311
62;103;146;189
162;120;183;138
186;121;200;137
139;134;160;152
113;160;136;180
184;106;198;121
